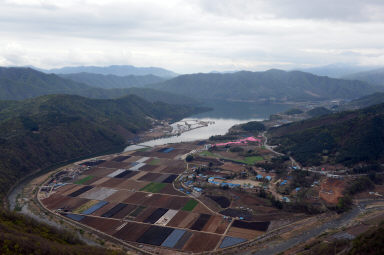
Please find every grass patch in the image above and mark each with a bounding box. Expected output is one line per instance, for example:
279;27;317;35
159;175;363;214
199;151;220;158
243;156;263;164
129;206;146;217
73;200;98;214
222;156;264;165
148;158;161;165
140;182;167;193
74;175;94;185
182;199;198;211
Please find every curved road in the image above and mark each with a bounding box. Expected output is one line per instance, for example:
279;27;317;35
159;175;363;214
247;200;383;255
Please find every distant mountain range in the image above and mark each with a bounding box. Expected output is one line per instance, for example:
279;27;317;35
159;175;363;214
153;69;381;102
40;65;178;78
343;67;384;86
295;64;377;78
59;72;166;89
0;67;196;105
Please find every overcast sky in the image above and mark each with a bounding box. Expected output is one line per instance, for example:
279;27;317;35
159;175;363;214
1;0;384;73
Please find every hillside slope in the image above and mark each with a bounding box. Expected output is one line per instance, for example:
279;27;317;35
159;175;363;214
59;72;166;89
0;209;121;254
268;103;384;166
0;94;205;199
155;69;378;102
0;67;196;105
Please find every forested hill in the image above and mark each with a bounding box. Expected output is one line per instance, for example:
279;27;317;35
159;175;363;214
59;72;166;89
154;69;379;102
0;94;206;200
268;103;384;166
346;92;384;110
0;67;196;105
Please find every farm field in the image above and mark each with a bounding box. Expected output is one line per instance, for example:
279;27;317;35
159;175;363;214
39;143;277;254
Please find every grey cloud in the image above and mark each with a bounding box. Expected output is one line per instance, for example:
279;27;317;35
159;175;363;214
198;0;384;22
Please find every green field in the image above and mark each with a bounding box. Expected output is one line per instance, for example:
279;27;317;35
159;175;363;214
140;182;167;193
148;158;161;165
74;175;94;185
182;199;198;211
199;151;220;158
243;156;264;164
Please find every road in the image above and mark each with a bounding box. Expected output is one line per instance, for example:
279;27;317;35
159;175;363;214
261;132;284;156
246;200;383;255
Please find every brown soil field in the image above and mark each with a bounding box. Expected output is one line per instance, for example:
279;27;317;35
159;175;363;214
179;212;200;229
154;174;169;183
91;202;118;216
55;184;78;194
60;197;91;211
43;195;89;211
167;196;190;210
99;161;131;168
182;232;221;252
88;177;110;186
196;196;221;212
140;165;161;172
136;207;158;222
128;171;148;180
160;166;184;174
123;156;142;163
97;178;126;188
167;211;191;228
231;191;269;208
319;178;345;204
60;185;85;196
81;216;122;235
192;203;214;214
141;194;173;208
226;226;263;239
123;192;150;204
219;162;246;172
42;194;67;209
103;190;134;203
115;179;150;190
83;176;103;185
138;172;164;182
158;184;184;196
113;222;151;242
202;215;229;234
113;204;137;219
83;167;116;177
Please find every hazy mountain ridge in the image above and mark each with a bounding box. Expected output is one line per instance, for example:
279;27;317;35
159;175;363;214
295;64;377;78
343;67;384;86
59;72;166;89
154;69;380;102
43;65;178;78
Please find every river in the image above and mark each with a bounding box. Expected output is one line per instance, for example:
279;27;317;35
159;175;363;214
125;101;290;149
